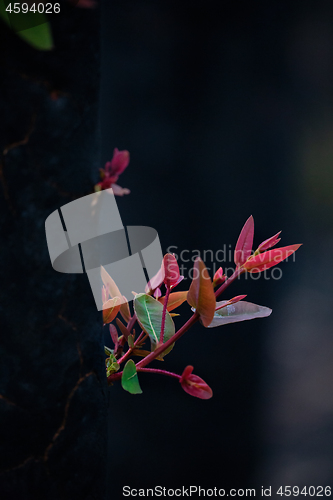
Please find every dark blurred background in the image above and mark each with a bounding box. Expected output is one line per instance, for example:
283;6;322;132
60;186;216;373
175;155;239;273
1;0;332;497
100;0;333;495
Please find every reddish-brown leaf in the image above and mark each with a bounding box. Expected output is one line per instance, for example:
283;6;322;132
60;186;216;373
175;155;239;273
101;266;131;322
102;297;121;325
187;257;216;327
159;291;188;312
109;324;118;344
116;318;131;341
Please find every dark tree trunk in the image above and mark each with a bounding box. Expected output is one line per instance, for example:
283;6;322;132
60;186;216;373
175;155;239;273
0;5;107;499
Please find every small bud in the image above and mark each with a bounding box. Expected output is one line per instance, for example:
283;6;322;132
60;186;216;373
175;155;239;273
163;253;180;287
213;267;225;286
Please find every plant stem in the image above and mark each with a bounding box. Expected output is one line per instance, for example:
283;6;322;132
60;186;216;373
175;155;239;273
107;266;244;384
136;267;243;369
214;267;243;298
136;367;181;379
116;331;147;366
136;312;200;369
126;313;137;332
159;285;170;344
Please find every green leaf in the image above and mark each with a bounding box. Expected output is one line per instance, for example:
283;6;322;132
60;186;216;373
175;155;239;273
121;360;142;394
187;257;216;327
0;2;53;50
134;293;175;348
207;301;272;328
16;22;53;51
128;334;134;349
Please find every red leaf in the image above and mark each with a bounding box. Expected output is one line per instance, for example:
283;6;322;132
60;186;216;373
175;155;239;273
163;253;180;287
109;324;119;352
257;231;281;252
106;148;130;177
116;318;131;341
215;294;247;311
234;215;254;267
180;366;213;400
187;257;216;327
243;244;302;273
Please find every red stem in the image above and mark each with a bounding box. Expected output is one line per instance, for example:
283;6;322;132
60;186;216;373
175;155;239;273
214;267;242;298
159;285;170;344
126;313;137;332
136;312;199;369
107;266;243;384
116;330;147;366
137;367;181;379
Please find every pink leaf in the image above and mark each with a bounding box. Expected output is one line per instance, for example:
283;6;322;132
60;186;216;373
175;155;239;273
257;231;281;252
180;366;213;400
108;148;130;177
234;215;254;267
96;148;130;194
111;183;130;196
145;261;165;293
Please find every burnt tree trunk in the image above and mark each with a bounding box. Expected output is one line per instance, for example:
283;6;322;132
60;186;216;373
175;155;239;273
0;5;107;500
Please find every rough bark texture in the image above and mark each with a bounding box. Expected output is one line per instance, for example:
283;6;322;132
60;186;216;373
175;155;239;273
0;6;107;499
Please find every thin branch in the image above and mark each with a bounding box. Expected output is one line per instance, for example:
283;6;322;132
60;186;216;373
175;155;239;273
159;285;170;344
137;367;180;380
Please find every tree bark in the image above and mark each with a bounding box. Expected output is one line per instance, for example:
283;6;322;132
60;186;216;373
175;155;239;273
0;5;107;499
